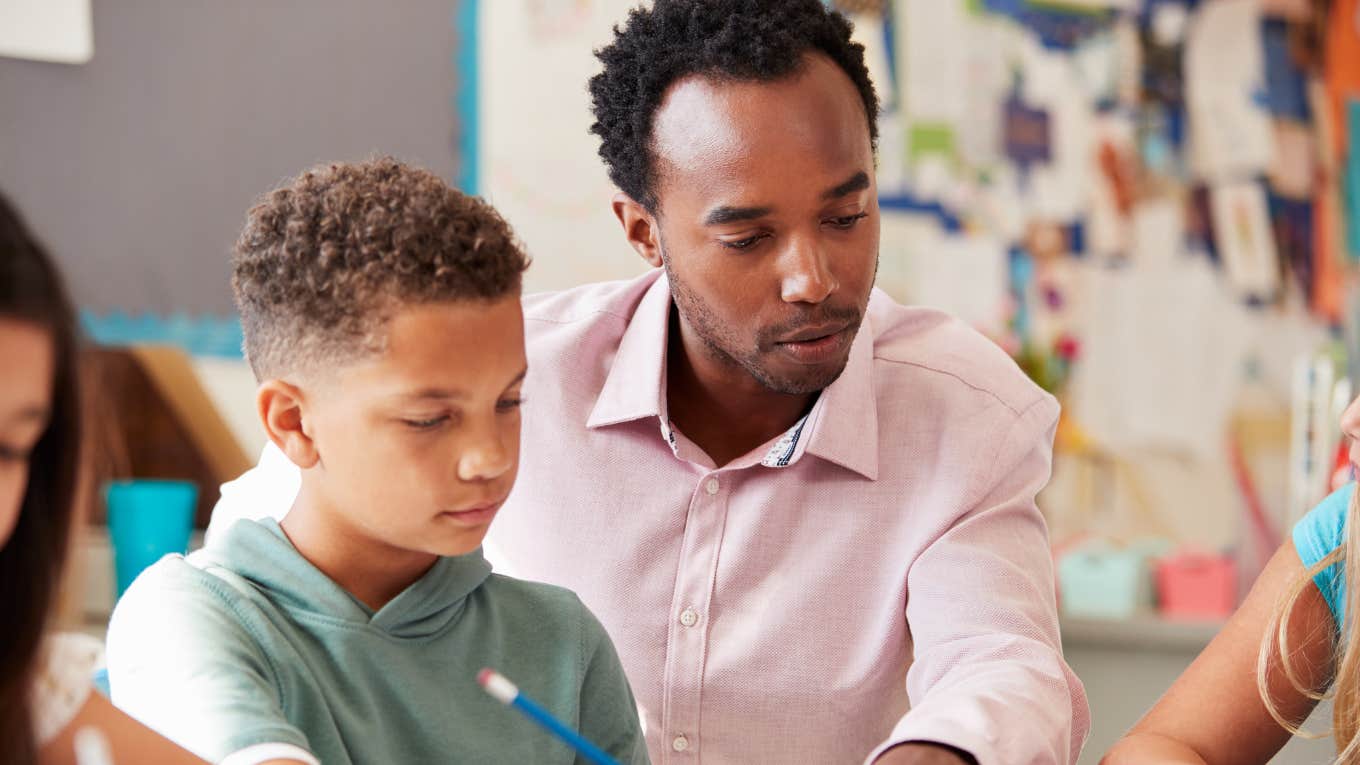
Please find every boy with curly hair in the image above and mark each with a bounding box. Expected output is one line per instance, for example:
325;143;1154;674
105;157;649;765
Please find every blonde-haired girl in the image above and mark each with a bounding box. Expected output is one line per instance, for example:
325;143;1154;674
1105;398;1360;763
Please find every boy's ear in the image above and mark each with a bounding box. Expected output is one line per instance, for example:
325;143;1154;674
257;379;320;470
612;192;663;268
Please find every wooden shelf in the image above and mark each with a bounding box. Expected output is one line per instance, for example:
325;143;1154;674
1061;614;1226;653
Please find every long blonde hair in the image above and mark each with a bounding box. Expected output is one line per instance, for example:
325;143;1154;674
1259;486;1360;762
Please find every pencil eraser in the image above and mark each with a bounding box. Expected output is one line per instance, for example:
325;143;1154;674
478;668;519;704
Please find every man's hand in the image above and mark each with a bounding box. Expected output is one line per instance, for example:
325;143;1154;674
873;742;977;765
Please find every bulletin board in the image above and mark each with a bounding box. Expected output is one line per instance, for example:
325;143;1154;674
464;0;1360;552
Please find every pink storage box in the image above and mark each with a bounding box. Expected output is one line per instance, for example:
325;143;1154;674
1155;552;1237;620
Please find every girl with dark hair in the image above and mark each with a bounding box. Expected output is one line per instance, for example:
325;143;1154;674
0;191;204;764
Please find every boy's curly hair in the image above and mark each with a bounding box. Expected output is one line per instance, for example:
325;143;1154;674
232;157;530;379
588;0;879;212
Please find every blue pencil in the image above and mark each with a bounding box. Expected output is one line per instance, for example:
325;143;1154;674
478;668;624;765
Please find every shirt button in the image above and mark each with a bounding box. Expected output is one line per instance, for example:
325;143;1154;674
704;478;720;495
679;608;699;627
672;734;690;752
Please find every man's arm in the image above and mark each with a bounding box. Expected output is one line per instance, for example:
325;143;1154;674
867;395;1089;765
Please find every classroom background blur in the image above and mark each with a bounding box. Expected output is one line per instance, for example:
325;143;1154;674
3;1;1358;761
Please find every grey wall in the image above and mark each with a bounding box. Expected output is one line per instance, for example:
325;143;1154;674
0;1;462;314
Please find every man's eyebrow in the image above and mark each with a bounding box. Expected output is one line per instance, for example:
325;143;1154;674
822;171;870;200
703;205;774;227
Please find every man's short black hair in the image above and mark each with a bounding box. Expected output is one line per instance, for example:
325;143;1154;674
588;0;880;212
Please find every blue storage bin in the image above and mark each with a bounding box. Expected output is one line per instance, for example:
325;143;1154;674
1058;542;1154;620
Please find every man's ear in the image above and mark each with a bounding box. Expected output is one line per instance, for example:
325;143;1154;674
612;192;664;268
257;379;320;470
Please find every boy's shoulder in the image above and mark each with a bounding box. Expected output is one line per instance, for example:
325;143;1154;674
481;572;590;615
111;548;272;630
479;573;610;640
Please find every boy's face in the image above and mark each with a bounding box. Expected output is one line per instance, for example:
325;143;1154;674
297;296;526;558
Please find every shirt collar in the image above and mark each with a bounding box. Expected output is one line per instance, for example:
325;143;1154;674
586;269;670;429
799;312;879;480
586;270;880;480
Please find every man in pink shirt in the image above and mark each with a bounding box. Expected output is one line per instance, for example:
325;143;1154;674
210;1;1088;762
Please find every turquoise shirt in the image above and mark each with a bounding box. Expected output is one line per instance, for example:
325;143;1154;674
1293;482;1356;627
106;518;649;764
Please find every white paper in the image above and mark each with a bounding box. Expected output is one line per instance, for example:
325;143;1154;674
956;16;1015;168
876;212;943;305
974;162;1030;243
1113;17;1143;106
849;12;896;113
880;213;1009;337
1087;114;1137;257
1067;257;1254;458
1029;81;1096;222
0;0;92;64
876;112;910;196
1151;3;1191;47
1184;0;1274;181
895;0;970;125
1210;180;1282;297
1073;30;1119;104
1131;198;1185;270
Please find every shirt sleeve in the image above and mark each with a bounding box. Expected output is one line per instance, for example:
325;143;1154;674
1292;482;1355;628
574;597;651;765
206;442;300;546
867;394;1089;765
105;558;315;762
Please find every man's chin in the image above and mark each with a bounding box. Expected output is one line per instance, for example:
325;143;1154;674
753;356;851;396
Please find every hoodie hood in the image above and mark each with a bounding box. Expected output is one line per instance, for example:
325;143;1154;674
198;518;492;640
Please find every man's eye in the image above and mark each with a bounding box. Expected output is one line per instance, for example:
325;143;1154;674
720;234;765;251
827;212;868;229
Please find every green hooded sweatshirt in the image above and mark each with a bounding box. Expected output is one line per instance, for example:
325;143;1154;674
106;518;649;764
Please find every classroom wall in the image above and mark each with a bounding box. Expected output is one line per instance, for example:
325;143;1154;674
0;0;462;314
477;0;650;295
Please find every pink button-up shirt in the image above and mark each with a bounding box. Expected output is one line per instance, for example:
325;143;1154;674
211;269;1088;764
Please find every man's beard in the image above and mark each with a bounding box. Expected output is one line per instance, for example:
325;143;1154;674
659;245;873;396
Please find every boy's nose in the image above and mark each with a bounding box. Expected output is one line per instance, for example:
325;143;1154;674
458;434;513;483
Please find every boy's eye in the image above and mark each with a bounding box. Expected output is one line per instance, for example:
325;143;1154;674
825;212;868;229
402;415;450;430
496;397;525;413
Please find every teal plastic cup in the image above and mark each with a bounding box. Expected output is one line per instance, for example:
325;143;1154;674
106;479;198;597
